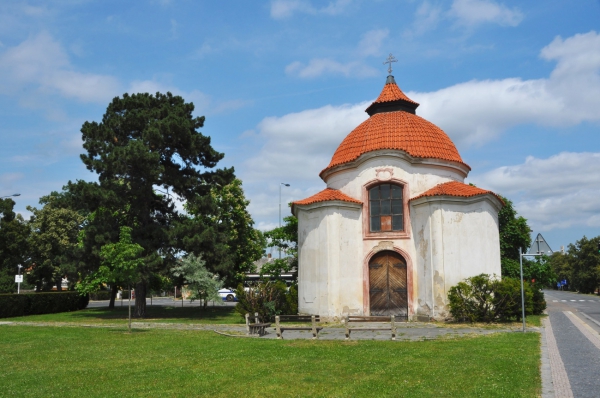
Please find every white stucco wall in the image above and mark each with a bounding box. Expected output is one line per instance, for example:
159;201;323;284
296;201;363;318
410;196;502;319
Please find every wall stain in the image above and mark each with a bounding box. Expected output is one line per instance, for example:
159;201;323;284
417;226;428;259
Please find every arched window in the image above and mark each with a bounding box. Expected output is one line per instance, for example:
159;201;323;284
368;184;403;232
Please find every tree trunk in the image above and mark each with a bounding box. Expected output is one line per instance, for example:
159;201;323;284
55;275;62;291
134;281;147;317
108;285;118;309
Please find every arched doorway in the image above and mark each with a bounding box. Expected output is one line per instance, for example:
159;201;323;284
369;250;408;318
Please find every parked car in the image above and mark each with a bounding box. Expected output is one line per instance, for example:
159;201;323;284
218;288;237;302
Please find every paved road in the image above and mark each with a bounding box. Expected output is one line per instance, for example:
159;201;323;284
542;290;600;398
87;297;237;308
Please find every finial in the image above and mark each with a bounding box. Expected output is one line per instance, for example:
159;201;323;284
383;53;398;75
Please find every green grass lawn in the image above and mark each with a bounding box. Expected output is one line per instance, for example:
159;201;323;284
3;305;244;325
0;325;540;397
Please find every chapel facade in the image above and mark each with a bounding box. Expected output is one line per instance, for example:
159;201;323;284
291;74;503;321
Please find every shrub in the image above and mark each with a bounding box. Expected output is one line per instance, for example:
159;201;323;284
448;274;545;323
0;292;89;318
447;274;496;322
235;280;297;321
531;285;547;315
493;277;530;321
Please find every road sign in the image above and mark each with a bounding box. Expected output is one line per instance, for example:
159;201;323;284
15;275;23;283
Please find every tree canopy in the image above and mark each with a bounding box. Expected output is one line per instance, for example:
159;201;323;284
548;235;600;293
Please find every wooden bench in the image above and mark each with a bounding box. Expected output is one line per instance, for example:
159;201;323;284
344;315;397;341
245;313;271;336
275;315;322;340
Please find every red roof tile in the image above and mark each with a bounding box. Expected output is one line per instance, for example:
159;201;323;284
293;188;362;206
410;181;504;204
372;82;419;106
321;110;468;177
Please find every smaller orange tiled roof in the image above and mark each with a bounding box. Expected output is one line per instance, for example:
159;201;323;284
293;188;362;206
372;81;419;106
410;181;504;205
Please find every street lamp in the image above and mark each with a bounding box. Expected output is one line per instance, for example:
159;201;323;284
519;247;542;333
1;193;20;199
279;183;290;259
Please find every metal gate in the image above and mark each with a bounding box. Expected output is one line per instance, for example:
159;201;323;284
369;251;408;318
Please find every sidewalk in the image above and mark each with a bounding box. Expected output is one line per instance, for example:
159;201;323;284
540;311;600;398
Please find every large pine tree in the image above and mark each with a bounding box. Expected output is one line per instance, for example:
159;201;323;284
80;92;234;316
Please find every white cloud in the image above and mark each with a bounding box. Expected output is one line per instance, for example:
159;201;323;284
0;32;120;103
285;58;378;78
449;0;523;27
242;101;370;183
357;29;389;57
410;31;600;146
0;172;25;187
270;0;353;19
407;1;443;37
472;152;600;231
129;79;248;115
286;27;387;79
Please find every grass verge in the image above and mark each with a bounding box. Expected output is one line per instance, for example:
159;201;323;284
0;325;540;397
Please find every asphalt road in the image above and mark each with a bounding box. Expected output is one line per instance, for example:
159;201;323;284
543;289;600;398
87;297;237;308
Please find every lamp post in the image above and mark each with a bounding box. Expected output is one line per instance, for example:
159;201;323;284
279;183;290;259
519;247;542;333
1;193;20;199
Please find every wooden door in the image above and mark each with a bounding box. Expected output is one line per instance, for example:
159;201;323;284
369;251;408;318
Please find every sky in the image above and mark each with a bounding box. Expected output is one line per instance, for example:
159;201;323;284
1;0;599;252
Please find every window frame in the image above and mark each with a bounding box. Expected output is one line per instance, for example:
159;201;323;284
362;178;411;240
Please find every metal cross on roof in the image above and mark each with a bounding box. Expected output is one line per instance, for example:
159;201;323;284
383;53;398;74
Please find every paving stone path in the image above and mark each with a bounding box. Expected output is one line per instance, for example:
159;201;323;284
0;319;522;340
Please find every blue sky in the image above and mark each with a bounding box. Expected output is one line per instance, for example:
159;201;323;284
1;0;599;251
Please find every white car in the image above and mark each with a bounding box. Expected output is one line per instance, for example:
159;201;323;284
218;288;237;302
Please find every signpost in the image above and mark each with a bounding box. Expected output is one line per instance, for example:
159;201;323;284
519;248;542;333
15;264;23;294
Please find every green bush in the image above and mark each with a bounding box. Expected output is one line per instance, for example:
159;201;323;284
531;286;547;315
447;274;496;322
448;274;545;323
0;292;89;318
493;277;531;321
235;280;297;321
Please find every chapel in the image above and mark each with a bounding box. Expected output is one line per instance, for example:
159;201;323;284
291;68;503;321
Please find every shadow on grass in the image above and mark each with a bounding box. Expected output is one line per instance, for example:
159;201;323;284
72;306;244;323
6;305;245;325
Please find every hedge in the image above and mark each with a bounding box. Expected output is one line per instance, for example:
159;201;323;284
89;290;112;301
0;292;89;319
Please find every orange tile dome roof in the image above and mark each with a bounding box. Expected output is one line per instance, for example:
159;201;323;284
321;77;469;178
